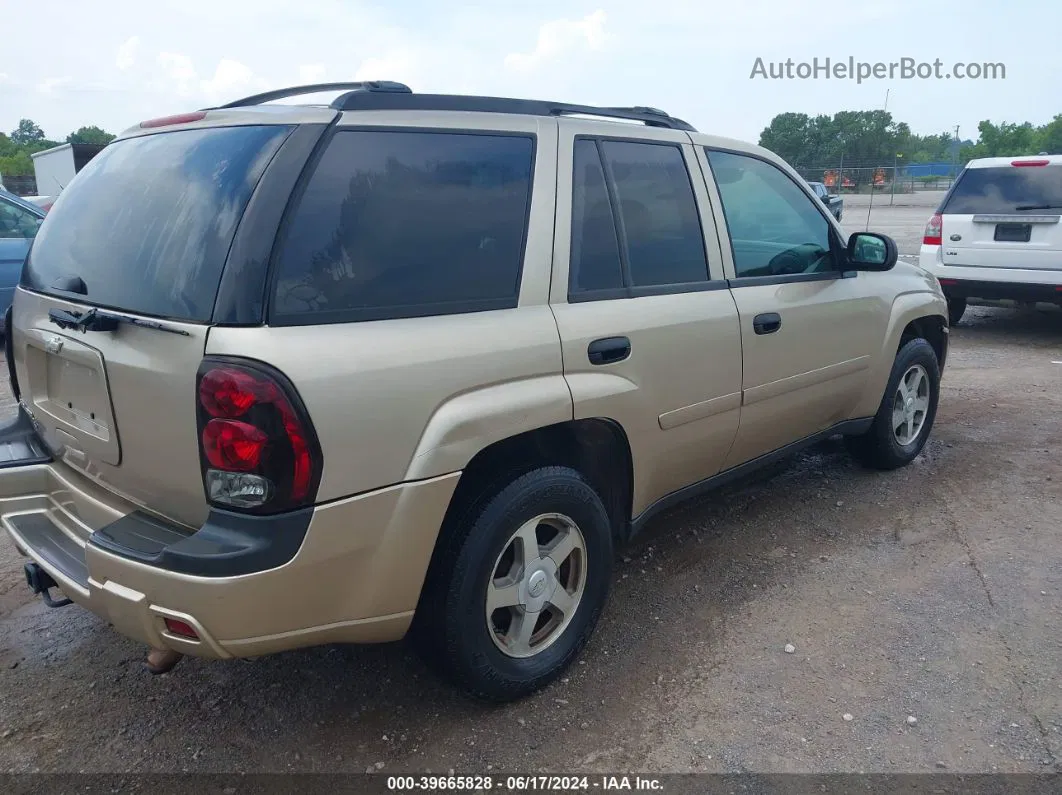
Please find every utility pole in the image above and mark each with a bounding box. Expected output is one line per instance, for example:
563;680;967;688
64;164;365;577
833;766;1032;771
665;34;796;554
952;124;960;180
890;152;902;206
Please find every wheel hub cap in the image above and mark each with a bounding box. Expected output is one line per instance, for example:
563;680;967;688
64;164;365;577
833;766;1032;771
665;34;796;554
485;513;587;659
893;364;930;446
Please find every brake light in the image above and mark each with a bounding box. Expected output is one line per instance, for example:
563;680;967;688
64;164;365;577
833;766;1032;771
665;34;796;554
1012;159;1049;167
139;111;207;129
196;359;321;513
923;213;943;246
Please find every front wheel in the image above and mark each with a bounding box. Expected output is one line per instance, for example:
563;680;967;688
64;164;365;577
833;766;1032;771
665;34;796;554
846;338;941;470
413;466;613;702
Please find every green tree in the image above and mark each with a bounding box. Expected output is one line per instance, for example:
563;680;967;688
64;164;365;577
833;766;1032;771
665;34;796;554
1037;114;1062;154
10;118;45;147
66;125;115;146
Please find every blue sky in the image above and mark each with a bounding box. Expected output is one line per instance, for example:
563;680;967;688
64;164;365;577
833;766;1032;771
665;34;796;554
1;0;1058;146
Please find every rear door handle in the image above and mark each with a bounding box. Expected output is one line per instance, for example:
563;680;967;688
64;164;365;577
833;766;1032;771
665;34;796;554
753;312;782;335
588;336;631;365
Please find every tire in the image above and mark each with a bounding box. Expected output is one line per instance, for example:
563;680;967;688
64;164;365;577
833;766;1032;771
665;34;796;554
845;338;940;470
412;466;613;702
947;296;966;326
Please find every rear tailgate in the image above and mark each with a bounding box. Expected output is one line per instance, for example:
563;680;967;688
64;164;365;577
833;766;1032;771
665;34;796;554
12;122;295;530
940;161;1062;271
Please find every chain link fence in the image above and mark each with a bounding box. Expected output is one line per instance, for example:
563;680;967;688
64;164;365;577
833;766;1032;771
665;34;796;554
0;175;39;196
795;165;958;194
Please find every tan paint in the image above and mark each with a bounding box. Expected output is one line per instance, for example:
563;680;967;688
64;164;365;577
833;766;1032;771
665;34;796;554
0;105;948;663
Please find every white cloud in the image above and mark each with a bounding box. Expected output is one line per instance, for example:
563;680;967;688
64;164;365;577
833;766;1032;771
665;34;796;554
37;76;72;94
199;58;268;103
116;36;140;71
505;10;608;74
353;52;419;86
157;52;197;96
298;63;327;84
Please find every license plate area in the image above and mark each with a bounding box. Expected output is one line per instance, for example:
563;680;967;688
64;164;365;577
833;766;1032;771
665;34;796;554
994;223;1032;242
22;329;120;466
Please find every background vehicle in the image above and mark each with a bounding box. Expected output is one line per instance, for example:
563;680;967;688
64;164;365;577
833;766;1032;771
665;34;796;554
22;196;55;213
919;155;1062;324
0;188;45;318
29;143;107;199
0;83;947;702
808;180;844;220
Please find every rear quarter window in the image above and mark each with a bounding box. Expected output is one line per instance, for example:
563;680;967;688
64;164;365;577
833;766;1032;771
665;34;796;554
270;129;535;325
943;165;1062;214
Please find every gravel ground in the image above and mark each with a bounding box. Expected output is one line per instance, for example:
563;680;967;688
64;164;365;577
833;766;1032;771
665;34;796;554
1;275;1060;776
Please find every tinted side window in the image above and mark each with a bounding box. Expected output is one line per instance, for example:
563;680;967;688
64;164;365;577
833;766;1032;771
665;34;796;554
570;140;623;293
707;150;838;279
271;130;535;324
601;141;709;287
0;199;42;239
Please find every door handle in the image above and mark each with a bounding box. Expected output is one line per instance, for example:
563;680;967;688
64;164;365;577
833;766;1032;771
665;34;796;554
753;312;782;335
588;336;631;365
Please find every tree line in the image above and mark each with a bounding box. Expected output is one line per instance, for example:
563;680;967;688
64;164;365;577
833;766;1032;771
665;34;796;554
759;111;1062;170
0;119;116;179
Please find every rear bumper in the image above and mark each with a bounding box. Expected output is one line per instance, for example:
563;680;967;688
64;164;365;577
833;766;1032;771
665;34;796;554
939;279;1062;305
919;245;1062;304
0;410;460;659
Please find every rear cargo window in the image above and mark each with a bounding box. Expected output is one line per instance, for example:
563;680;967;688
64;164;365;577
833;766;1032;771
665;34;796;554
22;125;291;322
270;129;535;324
943;166;1062;214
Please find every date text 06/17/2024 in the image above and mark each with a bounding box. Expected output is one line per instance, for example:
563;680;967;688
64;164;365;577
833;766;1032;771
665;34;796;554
386;775;665;791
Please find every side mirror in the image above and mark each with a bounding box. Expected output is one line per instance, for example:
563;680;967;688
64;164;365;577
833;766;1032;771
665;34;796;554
847;232;898;271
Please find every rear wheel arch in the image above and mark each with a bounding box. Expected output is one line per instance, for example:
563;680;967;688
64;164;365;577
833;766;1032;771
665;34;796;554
433;418;634;549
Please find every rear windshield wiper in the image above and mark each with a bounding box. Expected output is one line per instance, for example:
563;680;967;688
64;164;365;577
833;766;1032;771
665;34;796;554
48;307;191;336
1014;203;1062;211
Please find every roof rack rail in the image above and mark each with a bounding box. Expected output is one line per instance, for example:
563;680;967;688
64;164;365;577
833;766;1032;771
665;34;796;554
329;91;696;131
214;81;412;109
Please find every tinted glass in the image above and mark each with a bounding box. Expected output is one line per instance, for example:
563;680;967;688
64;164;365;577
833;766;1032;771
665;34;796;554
22;125;290;321
271;130;534;323
601;141;708;287
707;150;838;279
943;166;1062;214
0;198;42;239
570;140;623;293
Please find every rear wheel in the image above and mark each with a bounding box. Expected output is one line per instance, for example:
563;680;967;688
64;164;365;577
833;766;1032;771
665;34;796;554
947;296;966;326
846;338;940;470
413;466;613;702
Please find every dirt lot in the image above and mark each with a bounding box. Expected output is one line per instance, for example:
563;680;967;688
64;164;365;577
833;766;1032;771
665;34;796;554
1;208;1061;775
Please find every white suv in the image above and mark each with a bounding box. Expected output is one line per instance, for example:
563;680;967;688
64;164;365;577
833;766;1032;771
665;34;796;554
919;155;1062;324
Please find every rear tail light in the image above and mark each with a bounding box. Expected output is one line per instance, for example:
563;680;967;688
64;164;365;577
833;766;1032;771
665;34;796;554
923;213;943;246
196;358;322;514
939;279;958;286
1011;159;1049;167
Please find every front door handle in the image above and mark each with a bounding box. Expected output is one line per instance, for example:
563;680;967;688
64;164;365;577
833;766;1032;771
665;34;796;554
753;312;782;335
588;336;631;365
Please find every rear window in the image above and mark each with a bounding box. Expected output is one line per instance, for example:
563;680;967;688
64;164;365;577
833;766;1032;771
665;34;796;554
943;165;1062;214
270;129;535;325
22;125;291;322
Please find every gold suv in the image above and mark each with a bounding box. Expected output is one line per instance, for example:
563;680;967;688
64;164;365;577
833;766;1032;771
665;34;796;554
0;83;947;701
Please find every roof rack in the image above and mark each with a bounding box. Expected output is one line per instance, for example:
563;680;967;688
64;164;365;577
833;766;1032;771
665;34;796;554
328;90;696;131
214;81;412;109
